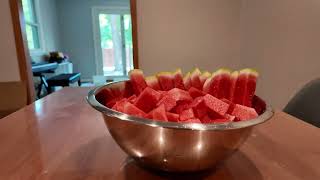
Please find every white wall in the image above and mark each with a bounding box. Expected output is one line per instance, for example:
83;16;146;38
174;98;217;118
137;0;242;76
137;0;320;109
0;0;20;82
240;0;320;108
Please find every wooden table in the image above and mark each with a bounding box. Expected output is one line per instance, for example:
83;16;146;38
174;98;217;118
0;88;319;180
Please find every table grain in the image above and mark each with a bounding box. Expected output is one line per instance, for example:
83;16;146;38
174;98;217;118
0;88;319;180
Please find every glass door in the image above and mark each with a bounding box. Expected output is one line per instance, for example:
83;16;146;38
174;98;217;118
93;7;133;78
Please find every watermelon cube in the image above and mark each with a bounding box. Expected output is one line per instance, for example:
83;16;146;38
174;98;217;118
151;104;168;121
112;98;128;112
123;102;147;118
128;95;137;104
231;104;258;121
221;98;235;114
188;87;205;99
171;101;190;114
166;112;179;122
167;88;193;102
180;108;195;121
184;118;202;123
157;95;177;111
134;87;161;113
203;94;229;116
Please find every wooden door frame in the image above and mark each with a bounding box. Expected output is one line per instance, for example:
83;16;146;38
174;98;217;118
9;0;36;104
9;0;139;104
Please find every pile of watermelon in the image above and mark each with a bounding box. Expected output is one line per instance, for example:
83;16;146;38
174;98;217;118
96;68;266;124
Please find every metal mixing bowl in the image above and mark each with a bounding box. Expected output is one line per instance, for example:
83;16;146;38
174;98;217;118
87;81;274;172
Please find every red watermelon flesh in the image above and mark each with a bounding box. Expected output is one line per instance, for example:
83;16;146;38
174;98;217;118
123;101;147;118
213;118;231;123
171;101;190;114
157;95;177;111
252;95;266;115
134;87;161;113
199;71;211;88
184;118;202;123
231;104;258;121
221;98;235;114
112;98;128;112
166;112;179;122
217;71;232;99
106;98;122;108
151;104;168;121
128;95;137;104
129;69;147;95
224;114;236;121
167;88;193;102
180;108;195;121
173;69;186;90
157;72;175;91
146;76;161;90
194;102;208;119
183;72;192;90
229;71;238;102
190;68;202;90
201;115;214;124
158;90;168;99
203;94;229;116
203;71;219;97
96;88;115;106
243;70;258;107
203;69;231;99
188;87;205;98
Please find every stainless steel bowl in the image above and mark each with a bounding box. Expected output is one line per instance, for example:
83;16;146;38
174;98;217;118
87;81;274;172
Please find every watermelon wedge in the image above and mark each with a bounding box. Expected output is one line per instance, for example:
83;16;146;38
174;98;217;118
252;95;266;115
231;69;258;107
203;94;229;116
183;72;192;90
151;104;168;121
123;101;147;118
229;71;239;102
188;87;206;98
134;87;161;113
200;71;211;87
180;108;195;121
190;68;202;90
166;112;179;122
173;69;186;90
203;69;231;99
129;69;147;95
157;72;175;91
231;104;258;121
146;76;161;90
244;69;258;107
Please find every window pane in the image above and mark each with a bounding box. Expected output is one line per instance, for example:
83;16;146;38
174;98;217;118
123;15;134;71
26;24;40;50
99;14;124;76
22;0;36;23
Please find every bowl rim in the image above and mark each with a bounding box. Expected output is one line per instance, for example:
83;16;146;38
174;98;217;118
87;81;274;131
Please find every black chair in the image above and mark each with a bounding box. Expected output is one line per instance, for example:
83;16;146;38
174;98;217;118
47;73;81;93
284;79;320;127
